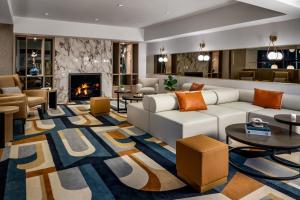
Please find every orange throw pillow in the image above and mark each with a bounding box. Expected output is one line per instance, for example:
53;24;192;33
175;91;207;112
253;88;284;109
190;83;204;91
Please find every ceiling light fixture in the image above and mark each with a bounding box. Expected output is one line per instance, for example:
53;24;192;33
198;43;210;62
44;12;49;16
267;35;283;61
117;3;125;7
158;48;168;63
95;18;99;22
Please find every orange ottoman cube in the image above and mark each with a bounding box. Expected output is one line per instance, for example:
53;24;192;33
176;135;228;192
90;97;110;116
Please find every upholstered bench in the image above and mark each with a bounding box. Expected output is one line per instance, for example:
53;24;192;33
176;135;228;192
90;97;110;116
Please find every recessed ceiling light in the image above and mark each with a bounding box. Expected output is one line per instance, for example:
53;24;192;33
44;12;49;16
117;3;125;7
95;18;99;22
33;37;37;41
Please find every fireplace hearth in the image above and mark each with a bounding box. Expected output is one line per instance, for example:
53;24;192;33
69;73;102;101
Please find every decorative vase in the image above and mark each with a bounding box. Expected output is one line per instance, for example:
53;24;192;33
29;65;39;75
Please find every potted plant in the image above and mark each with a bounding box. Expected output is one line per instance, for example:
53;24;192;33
164;75;177;91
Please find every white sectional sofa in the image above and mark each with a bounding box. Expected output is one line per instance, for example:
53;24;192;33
127;84;300;147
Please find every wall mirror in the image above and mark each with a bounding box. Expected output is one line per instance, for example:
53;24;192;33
154;45;300;84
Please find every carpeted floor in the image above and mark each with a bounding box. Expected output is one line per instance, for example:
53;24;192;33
0;102;299;200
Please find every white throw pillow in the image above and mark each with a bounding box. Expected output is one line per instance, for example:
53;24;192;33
1;87;22;94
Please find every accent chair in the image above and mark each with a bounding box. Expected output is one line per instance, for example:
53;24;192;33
136;78;159;95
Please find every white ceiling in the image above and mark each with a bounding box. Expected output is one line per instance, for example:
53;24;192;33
10;0;234;28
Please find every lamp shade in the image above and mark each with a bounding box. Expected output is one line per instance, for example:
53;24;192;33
267;51;283;61
198;54;204;61
158;57;164;63
204;55;210;61
287;65;295;70
163;56;168;62
271;64;278;69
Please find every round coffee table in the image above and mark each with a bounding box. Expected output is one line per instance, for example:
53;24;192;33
226;123;300;180
274;114;300;136
122;94;143;111
114;90;131;113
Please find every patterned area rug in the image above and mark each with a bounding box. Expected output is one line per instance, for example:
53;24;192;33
0;103;299;200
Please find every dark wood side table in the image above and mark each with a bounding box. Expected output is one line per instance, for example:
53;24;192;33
226;123;300;180
114;90;131;113
274;114;300;136
48;89;57;109
0;106;19;148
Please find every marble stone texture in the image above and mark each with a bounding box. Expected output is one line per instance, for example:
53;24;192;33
54;37;113;103
176;53;209;76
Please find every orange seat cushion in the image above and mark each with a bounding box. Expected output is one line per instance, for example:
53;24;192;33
175;91;207;112
190;83;204;91
253;88;284;109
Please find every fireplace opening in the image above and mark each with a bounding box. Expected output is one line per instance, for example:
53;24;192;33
69;73;102;101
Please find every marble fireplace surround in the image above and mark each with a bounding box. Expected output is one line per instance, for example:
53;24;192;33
54;37;113;103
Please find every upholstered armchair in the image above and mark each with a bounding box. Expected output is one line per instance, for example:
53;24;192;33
136;78;159;95
0;74;48;112
0;93;28;134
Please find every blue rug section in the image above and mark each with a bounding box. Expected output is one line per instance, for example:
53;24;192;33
80;164;115;200
49;128;112;167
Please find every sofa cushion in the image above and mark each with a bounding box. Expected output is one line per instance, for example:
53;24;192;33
282;94;300;111
214;88;239;104
249;109;300;134
0;76;16;89
190;83;204;91
202;90;218;105
176;91;207;112
1;87;22;94
253;88;283;109
200;105;247;141
239;89;253;103
139;78;159;87
139;87;156;93
143;93;178;113
150;110;218;147
219;102;263;113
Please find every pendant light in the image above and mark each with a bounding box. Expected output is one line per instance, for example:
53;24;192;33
267;35;283;61
198;43;210;61
158;48;168;63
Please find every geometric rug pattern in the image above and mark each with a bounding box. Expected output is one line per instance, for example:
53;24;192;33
0;102;299;199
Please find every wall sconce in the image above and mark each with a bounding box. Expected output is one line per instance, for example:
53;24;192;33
198;43;210;61
267;35;283;61
158;48;168;63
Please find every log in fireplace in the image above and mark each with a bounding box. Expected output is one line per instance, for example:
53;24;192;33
69;73;102;101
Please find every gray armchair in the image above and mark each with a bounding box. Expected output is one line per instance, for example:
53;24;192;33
136;78;159;95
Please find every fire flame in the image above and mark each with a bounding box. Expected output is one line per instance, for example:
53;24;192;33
75;83;89;96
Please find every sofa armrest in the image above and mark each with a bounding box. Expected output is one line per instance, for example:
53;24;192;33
154;83;159;93
136;83;143;93
23;89;48;100
0;95;28;119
